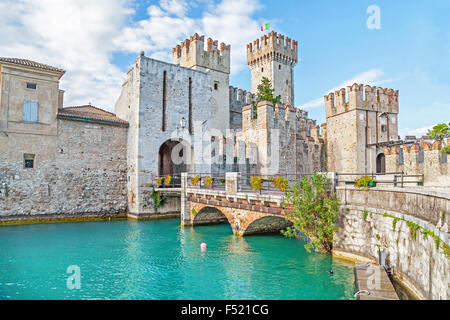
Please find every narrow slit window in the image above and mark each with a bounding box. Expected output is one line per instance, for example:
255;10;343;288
26;82;37;89
162;71;167;131
188;77;193;134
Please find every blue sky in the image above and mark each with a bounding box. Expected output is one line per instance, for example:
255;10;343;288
1;0;449;137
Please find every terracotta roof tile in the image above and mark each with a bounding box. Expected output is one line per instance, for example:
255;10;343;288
57;105;128;127
0;57;65;75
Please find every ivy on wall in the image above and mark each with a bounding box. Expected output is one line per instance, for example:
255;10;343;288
360;210;450;259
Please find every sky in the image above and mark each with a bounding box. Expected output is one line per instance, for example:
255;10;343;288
1;0;449;138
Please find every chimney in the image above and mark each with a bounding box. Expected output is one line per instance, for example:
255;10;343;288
58;90;65;109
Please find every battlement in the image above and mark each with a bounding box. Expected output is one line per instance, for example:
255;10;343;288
247;31;298;66
229;86;256;106
384;140;449;186
324;83;399;118
242;101;321;144
172;33;230;74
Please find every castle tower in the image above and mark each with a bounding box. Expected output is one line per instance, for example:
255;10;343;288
173;33;231;134
247;31;298;106
324;83;399;173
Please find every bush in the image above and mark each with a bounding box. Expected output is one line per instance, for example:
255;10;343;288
282;172;340;253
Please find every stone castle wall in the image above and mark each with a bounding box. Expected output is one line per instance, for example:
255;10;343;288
325;84;399;173
385;140;449;188
247;32;298;105
173;34;231;134
229;86;255;131
240;101;323;176
334;186;449;300
115;55;213;216
0;119;128;216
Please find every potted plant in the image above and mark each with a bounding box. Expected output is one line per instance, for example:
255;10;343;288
220;178;226;186
354;176;377;190
204;176;214;189
250;176;264;193
417;178;424;186
191;176;201;186
164;175;172;186
156;177;164;187
271;176;288;192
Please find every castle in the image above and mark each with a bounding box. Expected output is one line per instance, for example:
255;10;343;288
0;32;448;219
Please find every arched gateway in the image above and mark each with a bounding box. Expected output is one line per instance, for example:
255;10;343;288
158;139;194;177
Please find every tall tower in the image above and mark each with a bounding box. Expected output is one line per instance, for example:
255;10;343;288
324;84;399;173
173;33;231;134
247;32;298;106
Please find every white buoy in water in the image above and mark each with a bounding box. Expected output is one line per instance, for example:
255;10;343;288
201;243;207;252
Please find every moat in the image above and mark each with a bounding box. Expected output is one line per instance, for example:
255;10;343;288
0;219;355;300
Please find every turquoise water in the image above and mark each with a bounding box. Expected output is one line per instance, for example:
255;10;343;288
0;219;355;300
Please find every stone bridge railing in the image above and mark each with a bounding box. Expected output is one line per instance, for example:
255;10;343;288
179;173;293;236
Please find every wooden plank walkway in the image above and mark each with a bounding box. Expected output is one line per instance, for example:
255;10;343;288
354;263;399;300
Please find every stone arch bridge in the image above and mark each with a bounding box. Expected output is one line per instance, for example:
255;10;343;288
179;173;293;236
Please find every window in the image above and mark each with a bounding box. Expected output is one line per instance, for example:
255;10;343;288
162;71;167;131
24;153;35;169
214;82;219;90
23;101;38;122
26;82;37;89
188;77;193;134
261;68;264;72
381;124;387;132
279;65;281;70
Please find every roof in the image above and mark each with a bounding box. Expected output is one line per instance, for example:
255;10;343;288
0;57;65;77
57;105;129;127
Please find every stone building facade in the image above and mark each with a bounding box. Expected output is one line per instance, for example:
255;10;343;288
0;58;128;217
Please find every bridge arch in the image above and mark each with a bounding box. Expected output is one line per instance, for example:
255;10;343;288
243;215;292;236
193;206;230;226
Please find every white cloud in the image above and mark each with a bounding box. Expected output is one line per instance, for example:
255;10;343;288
160;0;188;17
115;0;263;73
399;125;433;139
201;0;262;73
301;69;391;109
0;0;263;111
0;0;133;110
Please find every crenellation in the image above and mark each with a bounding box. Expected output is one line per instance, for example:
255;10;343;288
384;141;449;187
247;31;298;106
334;88;347;113
173;34;230;74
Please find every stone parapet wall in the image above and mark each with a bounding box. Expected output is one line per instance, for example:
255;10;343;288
385;141;449;187
335;186;449;300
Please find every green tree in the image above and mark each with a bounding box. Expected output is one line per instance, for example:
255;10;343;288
257;77;282;105
282;172;340;253
427;122;450;154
